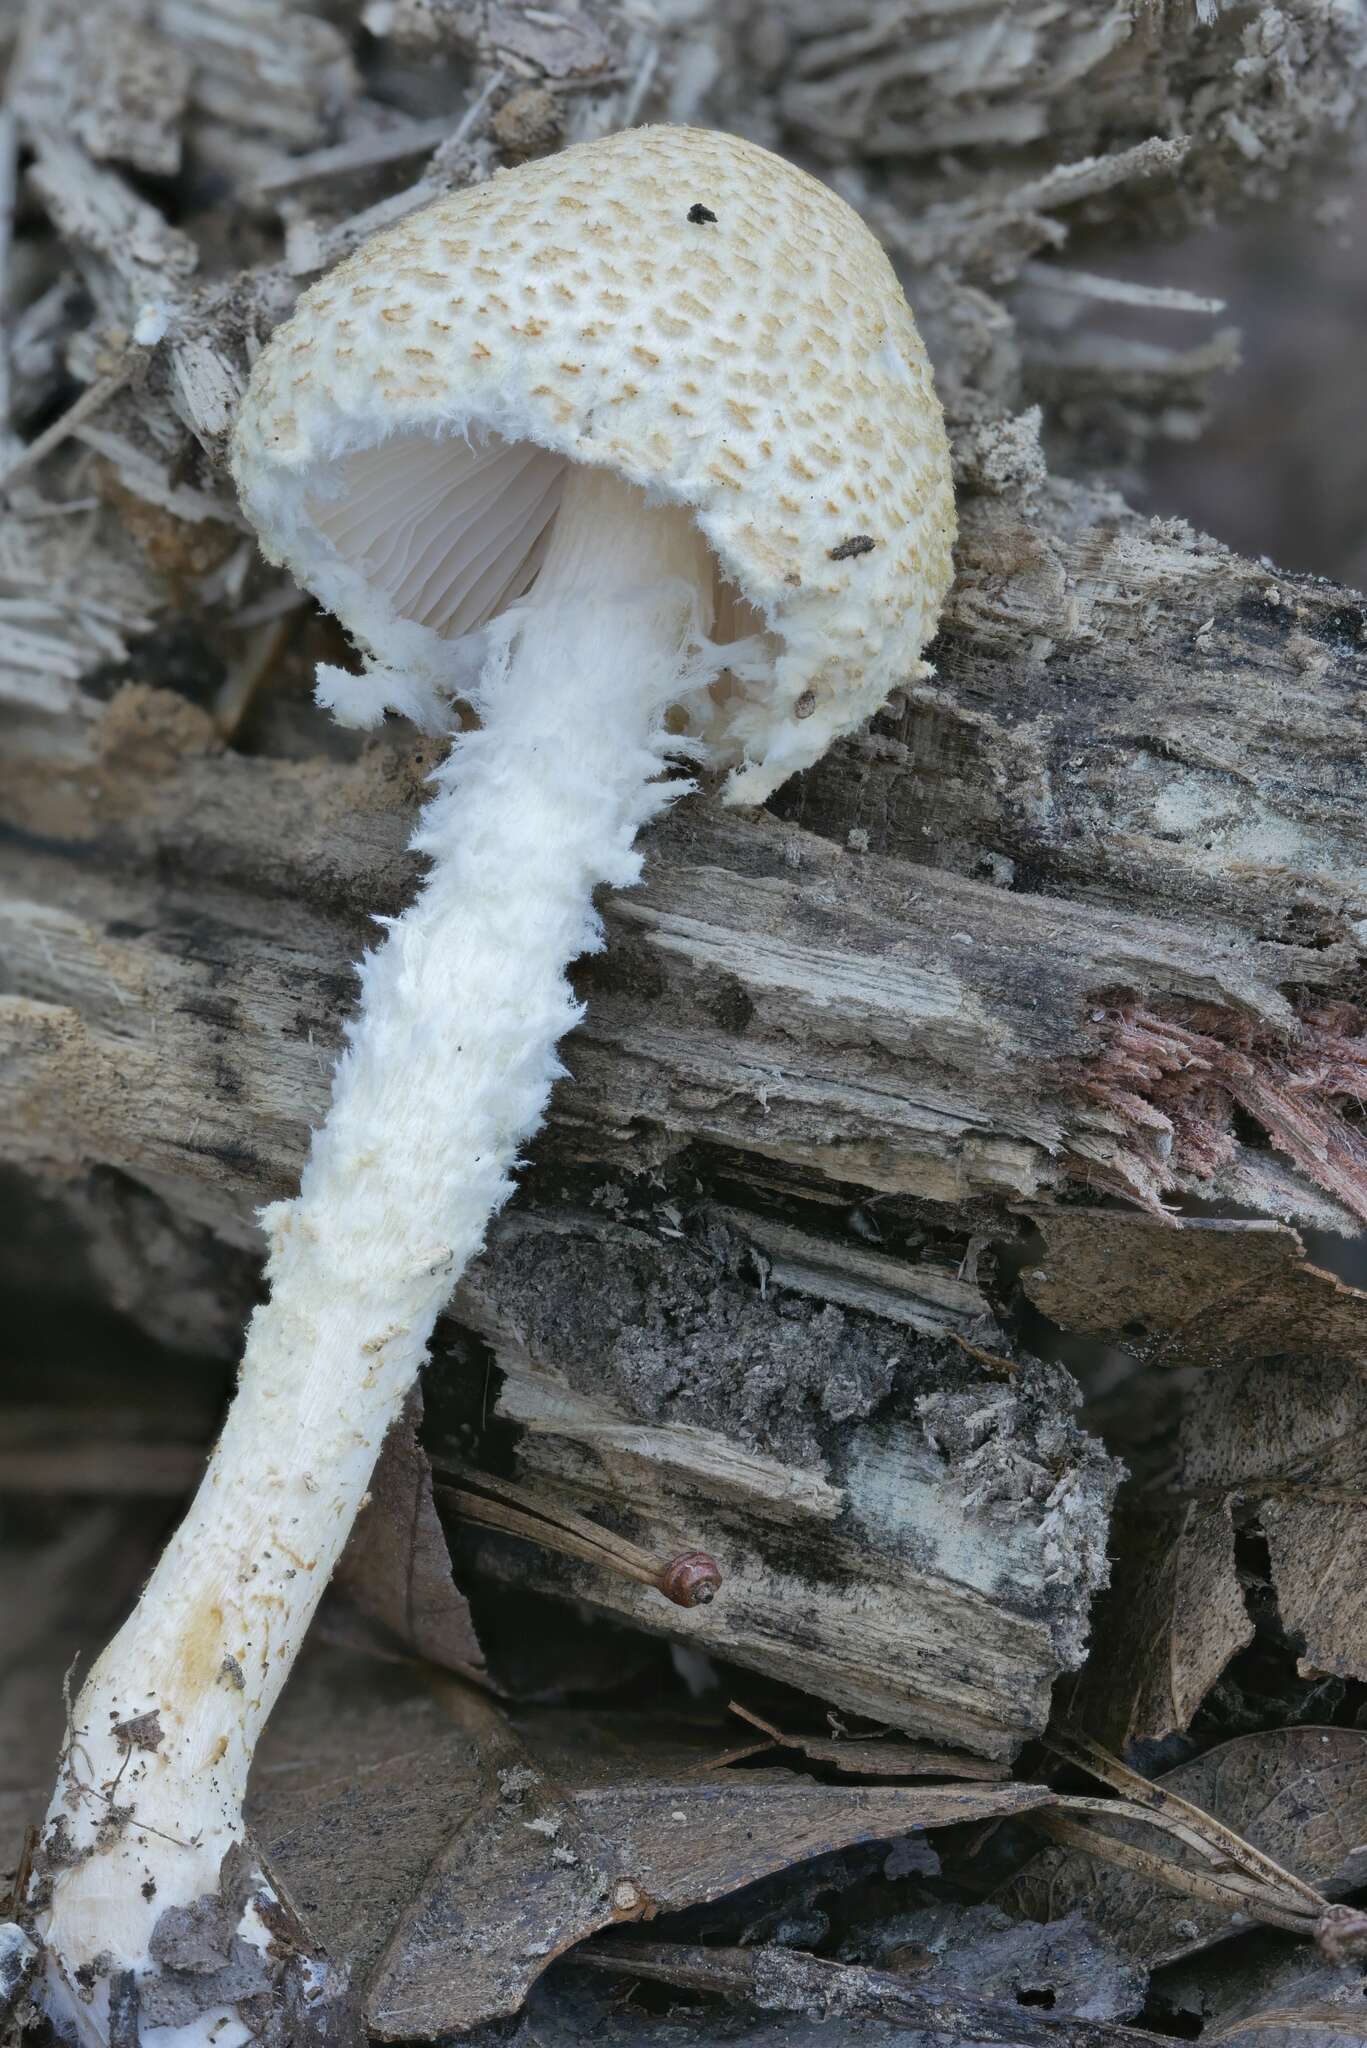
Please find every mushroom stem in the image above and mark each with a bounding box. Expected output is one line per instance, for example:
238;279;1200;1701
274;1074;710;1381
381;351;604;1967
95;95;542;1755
33;468;714;2046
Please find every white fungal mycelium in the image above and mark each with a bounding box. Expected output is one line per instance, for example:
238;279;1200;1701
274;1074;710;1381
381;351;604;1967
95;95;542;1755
30;124;955;2044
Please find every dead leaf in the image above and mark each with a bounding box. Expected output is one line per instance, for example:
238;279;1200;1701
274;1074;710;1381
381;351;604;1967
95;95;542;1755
999;1728;1367;1966
1024;1214;1367;1370
474;1970;872;2048
835;1899;1147;2020
1211;2007;1367;2046
725;1702;1008;1780
1181;1357;1367;1681
1064;1497;1253;1748
1158;1932;1367;2048
250;1647;1061;2041
571;1940;1166;2048
327;1391;485;1678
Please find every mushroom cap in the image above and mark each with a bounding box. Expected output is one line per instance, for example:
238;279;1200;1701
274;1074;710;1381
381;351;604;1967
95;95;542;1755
231;124;955;802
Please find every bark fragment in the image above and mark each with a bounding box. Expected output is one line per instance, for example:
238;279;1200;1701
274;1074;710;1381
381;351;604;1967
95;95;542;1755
1065;1498;1254;1751
1024;1213;1367;1371
446;1205;1117;1753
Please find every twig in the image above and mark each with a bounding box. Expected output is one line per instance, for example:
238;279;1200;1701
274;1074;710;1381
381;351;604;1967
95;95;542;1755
1205;2005;1367;2044
1047;1728;1330;1915
0;107;17;447
949;1331;1019;1377
1030;1812;1321;1938
0;365;132;493
726;1700;1006;1781
213;614;296;740
253;116;455;197
289;69;505;277
1018;262;1225;315
616;43;658;130
435;1468;721;1607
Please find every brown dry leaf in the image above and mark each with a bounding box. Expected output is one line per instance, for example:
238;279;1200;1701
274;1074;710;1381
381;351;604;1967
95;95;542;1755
1024;1214;1367;1370
327;1390;485;1678
573;1940;1161;2048
998;1728;1367;1967
832;1900;1148;2020
1158;1934;1367;2048
725;1701;1009;1780
1064;1497;1253;1749
1181;1357;1367;1681
250;1646;1059;2042
1211;2007;1367;2046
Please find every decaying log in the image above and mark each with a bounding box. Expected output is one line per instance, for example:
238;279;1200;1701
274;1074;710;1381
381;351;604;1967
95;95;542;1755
444;1206;1115;1754
4;513;1365;1233
4;0;1367;1786
3;660;1130;1747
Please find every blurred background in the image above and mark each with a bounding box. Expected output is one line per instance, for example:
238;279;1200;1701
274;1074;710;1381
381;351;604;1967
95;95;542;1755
1117;165;1366;588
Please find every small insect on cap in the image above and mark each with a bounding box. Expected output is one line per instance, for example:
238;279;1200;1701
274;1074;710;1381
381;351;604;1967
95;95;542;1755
230;125;955;803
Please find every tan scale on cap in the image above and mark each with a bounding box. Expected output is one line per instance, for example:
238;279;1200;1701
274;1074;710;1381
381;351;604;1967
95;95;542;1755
232;123;955;802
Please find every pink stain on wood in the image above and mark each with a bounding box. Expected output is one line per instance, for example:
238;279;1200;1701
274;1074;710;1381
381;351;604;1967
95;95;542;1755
1064;997;1367;1223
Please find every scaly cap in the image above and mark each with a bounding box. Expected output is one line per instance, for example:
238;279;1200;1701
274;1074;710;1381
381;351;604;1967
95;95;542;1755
231;124;955;802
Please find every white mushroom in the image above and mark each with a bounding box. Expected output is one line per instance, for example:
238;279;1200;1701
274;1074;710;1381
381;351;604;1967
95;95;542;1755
31;124;955;2045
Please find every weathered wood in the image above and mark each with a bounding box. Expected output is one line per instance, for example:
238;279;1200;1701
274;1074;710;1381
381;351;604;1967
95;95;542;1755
11;0;191;179
730;0;1366;224
3;0;1367;1821
4;658;1133;1748
790;500;1367;941
4;507;1364;1234
443;1204;1115;1753
156;0;358;156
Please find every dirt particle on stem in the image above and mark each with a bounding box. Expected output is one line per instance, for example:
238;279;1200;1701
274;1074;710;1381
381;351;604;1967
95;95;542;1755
38;1815;83;1871
113;1710;164;1753
108;1968;141;2048
94;1805;136;1851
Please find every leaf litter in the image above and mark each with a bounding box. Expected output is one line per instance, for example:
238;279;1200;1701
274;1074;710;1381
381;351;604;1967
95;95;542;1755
1000;1728;1367;1967
8;1232;1367;2046
245;1648;1065;2040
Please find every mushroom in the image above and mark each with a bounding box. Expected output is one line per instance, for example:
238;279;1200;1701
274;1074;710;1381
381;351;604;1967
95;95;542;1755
31;124;954;2044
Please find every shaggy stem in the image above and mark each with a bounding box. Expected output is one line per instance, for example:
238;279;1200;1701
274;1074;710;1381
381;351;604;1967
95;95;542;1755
34;468;712;2045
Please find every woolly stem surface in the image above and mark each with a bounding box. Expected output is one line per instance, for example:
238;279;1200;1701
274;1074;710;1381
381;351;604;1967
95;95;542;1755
33;468;713;2046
